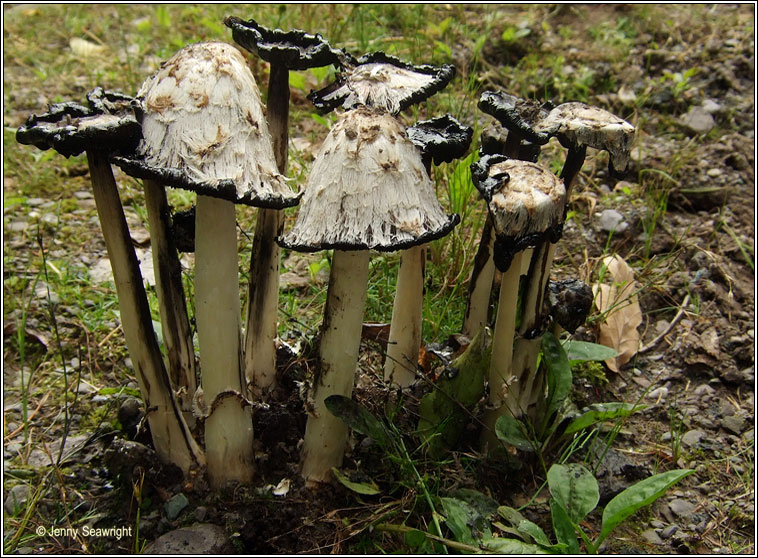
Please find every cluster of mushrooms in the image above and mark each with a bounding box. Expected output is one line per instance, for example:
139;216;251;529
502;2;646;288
16;16;634;489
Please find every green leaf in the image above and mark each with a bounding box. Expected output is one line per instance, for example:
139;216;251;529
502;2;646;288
543;332;572;420
564;402;645;434
517;519;550;547
563;340;619;362
547;464;599;524
440;497;476;545
331;468;380;495
495;415;535;451
597;469;694;547
404;529;427;548
550;498;580;554
479;537;549;554
324;395;393;449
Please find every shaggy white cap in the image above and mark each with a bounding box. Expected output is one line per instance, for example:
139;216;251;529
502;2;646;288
487;159;566;240
136;41;295;205
534;102;635;171
281;106;458;252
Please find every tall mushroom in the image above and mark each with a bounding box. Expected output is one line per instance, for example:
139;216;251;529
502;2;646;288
279;106;458;485
88;87;198;419
112;41;299;487
380;115;472;387
224;16;346;396
469;154;566;446
16;93;204;474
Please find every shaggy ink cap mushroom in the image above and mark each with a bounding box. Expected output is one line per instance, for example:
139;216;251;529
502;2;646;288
547;279;593;334
16;90;141;158
279;106;460;253
533;101;635;174
111;42;298;210
478;90;554;146
308;52;455;115
407;114;473;169
471;154;566;272
224;16;347;70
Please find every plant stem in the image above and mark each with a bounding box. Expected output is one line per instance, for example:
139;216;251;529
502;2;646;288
462;214;496;338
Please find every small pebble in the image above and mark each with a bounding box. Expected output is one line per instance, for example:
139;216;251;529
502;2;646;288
660;525;678;539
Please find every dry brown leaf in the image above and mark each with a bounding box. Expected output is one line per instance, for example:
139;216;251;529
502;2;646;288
592;255;642;372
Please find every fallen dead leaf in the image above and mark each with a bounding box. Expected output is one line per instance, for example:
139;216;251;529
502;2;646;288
592;255;642;372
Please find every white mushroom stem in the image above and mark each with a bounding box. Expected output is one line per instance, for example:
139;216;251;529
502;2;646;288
143;179;197;418
195;194;254;487
301;250;370;486
510;240;558;421
462;215;496;338
244;62;289;396
384;244;425;387
480;251;523;449
87;151;204;473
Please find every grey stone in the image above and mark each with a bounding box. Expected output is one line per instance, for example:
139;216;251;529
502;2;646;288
194;506;208;522
5;484;31;515
143;523;234;554
40;213;59;227
27;197;47;206
660;524;678;539
668;498;696;517
680;106;716;134
650;519;665;529
596;209;629;233
681;429;705;448
701;99;722;114
165;493;189;520
721;414;746;435
7;221;29;232
693;384;715;397
642;529;664;545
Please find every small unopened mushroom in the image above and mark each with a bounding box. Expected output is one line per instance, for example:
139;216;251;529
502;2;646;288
308;51;455;115
470;154;566;446
225;16;345;395
16;92;204;474
279;107;458;485
113;41;298;487
381;115;471;388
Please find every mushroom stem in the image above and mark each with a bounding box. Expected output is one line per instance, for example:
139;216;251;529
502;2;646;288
301;250;370;486
559;144;587;202
143;179;197;418
195;194;253;487
462;214;496;338
244;62;289;396
384;244;425;387
86;151;203;473
480;250;523;450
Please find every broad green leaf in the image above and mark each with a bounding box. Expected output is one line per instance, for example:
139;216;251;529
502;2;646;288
497;505;528;527
550;498;580;554
543;332;572;420
449;488;499;520
440;497;476;545
563;340;619;362
331;468;380;495
479;537;549;554
404;529;427;548
547;464;599;524
517;519;550;547
495;415;535;452
564;402;644;434
324;395;393;449
597;469;694;547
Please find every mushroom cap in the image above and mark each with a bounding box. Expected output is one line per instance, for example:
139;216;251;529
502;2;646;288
533;102;635;172
478;90;553;145
406;114;473;167
279;106;459;252
224;16;347;70
308;52;455;115
16;89;141;158
471;154;566;271
112;41;298;209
